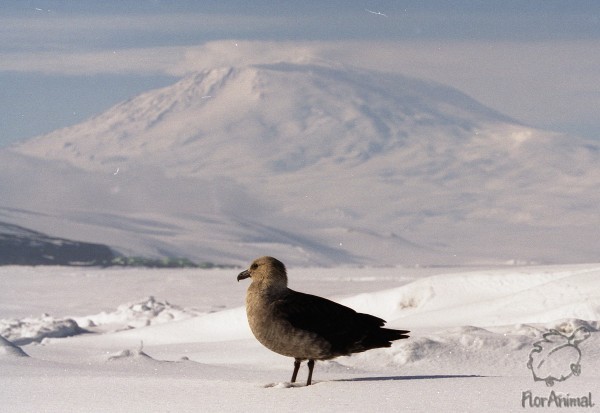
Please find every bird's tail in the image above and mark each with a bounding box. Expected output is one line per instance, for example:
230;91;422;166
380;328;410;342
357;328;410;353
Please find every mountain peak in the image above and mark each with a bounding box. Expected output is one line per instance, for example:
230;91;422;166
4;63;600;265
14;63;514;173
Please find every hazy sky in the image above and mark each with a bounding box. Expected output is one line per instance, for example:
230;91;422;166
1;1;599;146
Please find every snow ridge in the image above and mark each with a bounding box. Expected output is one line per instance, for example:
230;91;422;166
0;335;28;358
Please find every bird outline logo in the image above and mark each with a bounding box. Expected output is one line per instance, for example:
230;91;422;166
527;326;590;386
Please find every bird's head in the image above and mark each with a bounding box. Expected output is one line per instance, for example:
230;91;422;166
237;256;288;289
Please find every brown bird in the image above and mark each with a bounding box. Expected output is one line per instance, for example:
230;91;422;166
237;256;410;386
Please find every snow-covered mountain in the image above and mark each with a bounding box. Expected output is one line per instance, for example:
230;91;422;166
2;63;599;265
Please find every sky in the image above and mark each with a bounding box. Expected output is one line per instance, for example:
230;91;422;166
1;0;600;147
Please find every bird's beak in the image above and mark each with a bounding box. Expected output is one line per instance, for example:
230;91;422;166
237;269;251;282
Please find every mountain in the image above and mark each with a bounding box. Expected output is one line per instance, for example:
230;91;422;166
2;63;599;266
0;221;115;266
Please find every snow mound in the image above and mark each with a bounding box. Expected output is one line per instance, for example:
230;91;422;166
548;318;599;333
87;265;600;351
337;320;599;378
102;306;250;346
337;325;529;374
0;314;85;345
339;265;600;328
0;335;29;358
0;297;198;345
74;296;199;332
107;344;155;362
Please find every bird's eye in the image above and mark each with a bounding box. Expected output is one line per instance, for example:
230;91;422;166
250;263;258;270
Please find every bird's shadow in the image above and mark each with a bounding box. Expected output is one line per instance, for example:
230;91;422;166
263;375;487;389
336;374;487;382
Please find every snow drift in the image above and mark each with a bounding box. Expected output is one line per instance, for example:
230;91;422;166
0;335;28;358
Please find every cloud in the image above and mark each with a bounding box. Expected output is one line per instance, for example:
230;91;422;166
0;47;188;75
1;38;599;137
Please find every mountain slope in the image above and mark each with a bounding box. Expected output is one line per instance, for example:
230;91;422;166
14;63;514;172
0;221;115;266
3;63;599;265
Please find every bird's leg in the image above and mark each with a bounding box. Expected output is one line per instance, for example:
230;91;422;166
291;358;301;383
306;359;315;386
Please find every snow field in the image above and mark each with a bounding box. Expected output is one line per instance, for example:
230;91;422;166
1;263;599;412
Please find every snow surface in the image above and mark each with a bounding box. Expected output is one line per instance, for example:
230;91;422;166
1;263;599;412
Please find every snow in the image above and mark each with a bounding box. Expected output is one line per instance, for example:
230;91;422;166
0;296;198;346
73;296;199;332
1;263;599;412
1;61;599;266
0;314;83;345
0;335;28;358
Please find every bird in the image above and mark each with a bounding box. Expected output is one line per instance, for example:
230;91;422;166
237;256;410;386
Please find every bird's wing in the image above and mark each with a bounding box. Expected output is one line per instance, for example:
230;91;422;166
272;289;385;347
